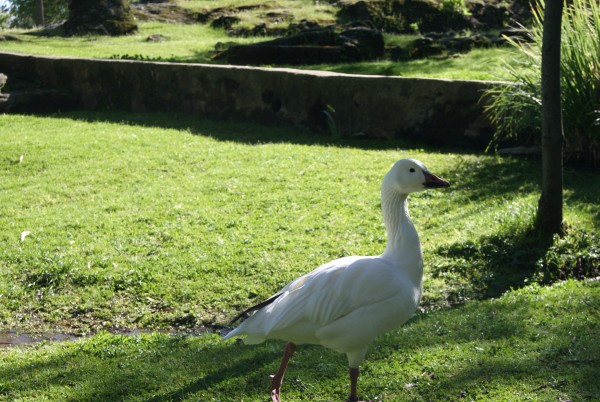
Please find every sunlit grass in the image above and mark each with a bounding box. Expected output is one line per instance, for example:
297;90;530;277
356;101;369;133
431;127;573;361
1;111;598;336
0;22;272;63
304;47;522;80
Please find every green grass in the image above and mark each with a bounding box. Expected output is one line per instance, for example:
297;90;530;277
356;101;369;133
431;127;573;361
0;280;597;401
301;47;520;81
0;22;271;64
0;0;525;79
1;111;598;331
0;112;598;400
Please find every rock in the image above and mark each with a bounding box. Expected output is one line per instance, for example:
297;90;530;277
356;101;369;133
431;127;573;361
133;2;197;23
288;19;322;34
411;37;445;58
437;34;493;53
469;2;511;30
508;0;534;25
337;0;479;34
146;34;167;42
498;27;533;43
337;0;374;22
337;0;406;33
340;27;385;60
211;15;240;29
64;0;138;36
250;23;270;36
214;26;384;65
0;35;22;41
409;30;498;59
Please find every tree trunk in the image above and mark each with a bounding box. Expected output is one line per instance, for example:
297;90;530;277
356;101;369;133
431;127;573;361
537;0;564;235
34;0;44;26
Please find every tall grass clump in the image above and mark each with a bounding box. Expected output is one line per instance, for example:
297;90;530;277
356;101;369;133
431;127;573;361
484;0;600;165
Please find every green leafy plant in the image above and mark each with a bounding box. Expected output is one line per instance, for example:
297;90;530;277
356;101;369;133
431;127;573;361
535;229;600;283
439;0;468;16
484;0;600;165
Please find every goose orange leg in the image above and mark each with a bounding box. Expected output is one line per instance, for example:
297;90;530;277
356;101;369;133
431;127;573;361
347;367;360;402
270;342;296;402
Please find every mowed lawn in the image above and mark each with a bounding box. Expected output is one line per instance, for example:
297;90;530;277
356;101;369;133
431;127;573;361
0;112;598;401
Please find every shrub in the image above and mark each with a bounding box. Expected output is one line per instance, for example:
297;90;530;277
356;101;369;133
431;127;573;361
484;0;600;165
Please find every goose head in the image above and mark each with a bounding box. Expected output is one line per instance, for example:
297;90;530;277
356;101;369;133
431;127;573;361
383;158;450;194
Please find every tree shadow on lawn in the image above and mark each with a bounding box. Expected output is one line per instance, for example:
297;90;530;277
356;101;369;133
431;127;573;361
53;110;475;152
1;281;597;401
46;110;599;200
430;156;599;305
366;280;599;400
428;213;599;310
45;110;598;203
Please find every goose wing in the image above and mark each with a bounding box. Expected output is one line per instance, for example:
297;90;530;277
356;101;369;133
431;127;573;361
224;255;420;347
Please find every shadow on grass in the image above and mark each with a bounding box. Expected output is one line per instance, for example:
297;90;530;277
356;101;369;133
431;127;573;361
0;281;597;401
430;226;553;305
428;156;599;306
429;223;599;309
48;110;470;152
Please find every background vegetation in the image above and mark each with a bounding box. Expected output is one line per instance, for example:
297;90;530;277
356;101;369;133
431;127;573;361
484;0;600;165
0;0;523;81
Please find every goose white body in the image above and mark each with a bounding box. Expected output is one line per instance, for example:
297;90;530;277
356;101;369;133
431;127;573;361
224;252;422;367
222;158;449;401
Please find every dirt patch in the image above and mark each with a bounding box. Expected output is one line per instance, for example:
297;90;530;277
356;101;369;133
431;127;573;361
0;327;220;347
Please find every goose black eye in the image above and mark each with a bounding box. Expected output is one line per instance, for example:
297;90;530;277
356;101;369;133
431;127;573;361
409;168;415;173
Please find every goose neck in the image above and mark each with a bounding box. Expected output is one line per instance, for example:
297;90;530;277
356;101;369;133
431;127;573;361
381;188;419;257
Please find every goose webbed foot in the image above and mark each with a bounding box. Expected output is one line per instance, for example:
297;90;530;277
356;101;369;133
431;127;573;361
269;341;296;402
270;373;284;402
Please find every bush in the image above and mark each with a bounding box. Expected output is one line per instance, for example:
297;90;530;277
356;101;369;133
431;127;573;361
484;0;600;165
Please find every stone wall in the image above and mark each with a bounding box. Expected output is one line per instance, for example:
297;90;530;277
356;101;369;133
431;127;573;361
0;51;502;147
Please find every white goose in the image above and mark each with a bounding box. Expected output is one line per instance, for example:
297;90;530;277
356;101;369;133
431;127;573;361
223;158;450;402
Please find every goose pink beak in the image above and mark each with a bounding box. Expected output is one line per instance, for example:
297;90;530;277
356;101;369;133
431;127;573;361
423;171;450;188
